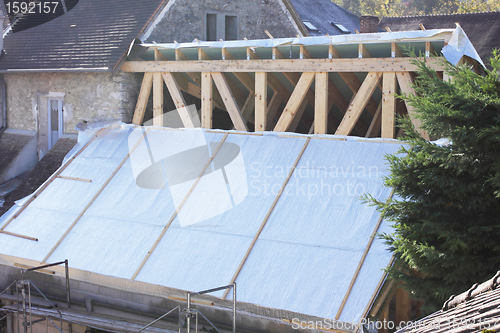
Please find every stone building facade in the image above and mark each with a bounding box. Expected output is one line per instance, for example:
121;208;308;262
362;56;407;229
143;0;302;43
2;72;142;158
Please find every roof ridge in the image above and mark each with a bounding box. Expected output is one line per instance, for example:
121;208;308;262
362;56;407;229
442;270;500;311
382;10;500;19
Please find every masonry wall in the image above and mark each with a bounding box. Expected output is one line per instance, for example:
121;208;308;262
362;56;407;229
145;0;300;43
2;71;142;157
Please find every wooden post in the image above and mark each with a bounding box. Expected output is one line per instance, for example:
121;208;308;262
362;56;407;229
381;72;397;138
255;72;267;132
396;72;430;140
162;72;197;128
315;72;328;134
266;93;283;130
365;102;382;138
153;73;163;126
274;72;315;132
379;303;389;333
132;73;153;125
201;73;213;129
395;288;411;329
335;72;382;136
212;72;248;131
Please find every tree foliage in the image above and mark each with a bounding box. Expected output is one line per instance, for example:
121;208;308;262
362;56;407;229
365;51;500;313
332;0;500;17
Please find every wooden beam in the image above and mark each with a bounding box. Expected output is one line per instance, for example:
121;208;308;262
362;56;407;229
120;58;443;73
212;72;248;131
278;47;347;132
247;47;258;60
132;73;153;125
273;48;315;110
162;72;197;128
395;288;411;327
391;43;403;58
358;43;371;58
255;72;267;131
198;48;210;60
0;230;38;241
329;44;341;59
382;72;397;138
241;93;255;123
201;72;213;129
274;72;315;132
335;72;382;136
426;41;436;58
175;49;201;85
300;45;312;59
315;72;328;134
200;49;250;111
327;45;380;120
273;47;284;60
289;99;309;132
365;102;382;138
152;72;163;126
379;303;390;333
396;72;430;140
266;93;283;130
222;49;255;92
152;49;164;126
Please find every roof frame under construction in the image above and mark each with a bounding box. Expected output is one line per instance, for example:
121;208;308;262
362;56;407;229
121;28;483;140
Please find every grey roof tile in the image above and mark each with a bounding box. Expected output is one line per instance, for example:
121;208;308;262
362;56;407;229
289;0;359;36
396;270;500;333
379;11;500;68
0;0;166;71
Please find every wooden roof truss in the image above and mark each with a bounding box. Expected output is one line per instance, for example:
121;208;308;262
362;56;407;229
120;33;479;140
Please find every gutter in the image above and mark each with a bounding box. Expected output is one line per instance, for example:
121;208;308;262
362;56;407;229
0;67;111;74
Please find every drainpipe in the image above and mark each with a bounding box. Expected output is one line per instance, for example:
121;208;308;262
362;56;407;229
0;78;6;134
0;15;5;133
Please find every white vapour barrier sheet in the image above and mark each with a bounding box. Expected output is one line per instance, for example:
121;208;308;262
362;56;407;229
135;134;308;293
139;27;483;68
0;124;403;322
235;138;401;320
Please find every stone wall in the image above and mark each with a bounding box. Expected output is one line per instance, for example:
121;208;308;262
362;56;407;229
3;71;142;132
2;71;142;157
145;0;300;43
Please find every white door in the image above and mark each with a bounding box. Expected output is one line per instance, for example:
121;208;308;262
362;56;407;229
48;99;63;150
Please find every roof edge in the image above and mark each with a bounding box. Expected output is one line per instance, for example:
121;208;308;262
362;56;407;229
279;0;309;37
381;10;500;20
111;0;170;72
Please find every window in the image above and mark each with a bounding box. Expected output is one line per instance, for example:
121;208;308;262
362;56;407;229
48;99;63;150
206;13;238;41
331;22;351;34
206;14;217;41
225;15;237;41
303;20;319;31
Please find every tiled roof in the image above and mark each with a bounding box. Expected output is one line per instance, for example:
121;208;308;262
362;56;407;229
380;11;500;67
289;0;359;36
0;0;166;72
0;137;77;217
396;270;500;333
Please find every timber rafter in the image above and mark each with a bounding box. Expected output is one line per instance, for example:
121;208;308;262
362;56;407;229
124;35;454;139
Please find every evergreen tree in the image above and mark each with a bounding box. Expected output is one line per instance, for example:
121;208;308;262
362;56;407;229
366;51;500;313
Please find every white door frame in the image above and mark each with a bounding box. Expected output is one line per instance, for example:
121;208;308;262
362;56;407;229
47;98;63;149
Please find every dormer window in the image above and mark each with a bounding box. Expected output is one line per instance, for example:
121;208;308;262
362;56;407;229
331;22;351;34
303;20;319;31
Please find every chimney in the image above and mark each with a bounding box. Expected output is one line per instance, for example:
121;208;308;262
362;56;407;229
359;15;379;33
